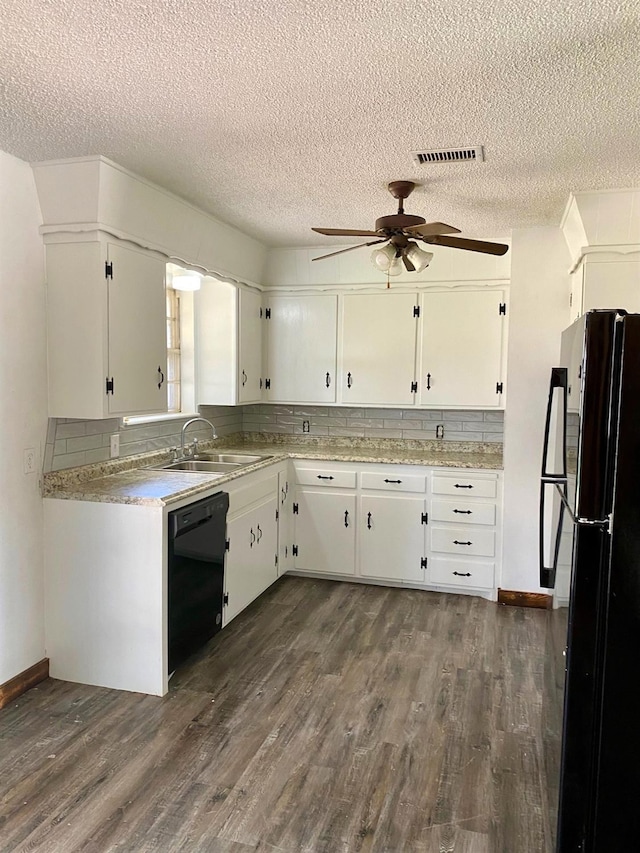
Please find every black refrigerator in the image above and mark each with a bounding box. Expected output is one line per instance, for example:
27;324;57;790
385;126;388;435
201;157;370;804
540;309;640;852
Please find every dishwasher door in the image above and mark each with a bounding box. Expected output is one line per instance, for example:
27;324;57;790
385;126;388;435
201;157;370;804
168;491;229;673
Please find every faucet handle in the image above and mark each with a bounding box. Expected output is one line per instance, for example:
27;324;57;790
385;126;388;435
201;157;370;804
191;437;199;458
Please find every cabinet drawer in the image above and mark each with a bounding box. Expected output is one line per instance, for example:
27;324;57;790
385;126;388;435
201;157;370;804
360;471;426;493
429;557;495;589
227;474;278;516
431;473;498;499
431;499;496;526
295;467;357;488
430;526;496;557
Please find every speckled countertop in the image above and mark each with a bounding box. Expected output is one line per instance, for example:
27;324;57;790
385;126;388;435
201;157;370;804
43;436;503;507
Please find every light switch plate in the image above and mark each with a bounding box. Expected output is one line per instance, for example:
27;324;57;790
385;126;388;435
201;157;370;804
24;448;36;474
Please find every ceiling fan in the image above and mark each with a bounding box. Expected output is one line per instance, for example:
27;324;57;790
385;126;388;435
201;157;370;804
312;181;509;274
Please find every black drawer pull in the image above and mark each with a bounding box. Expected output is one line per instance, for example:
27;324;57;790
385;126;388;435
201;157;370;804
453;509;472;514
454;484;474;489
426;372;431;391
326;372;331;388
453;540;472;546
242;369;247;386
347;372;353;388
367;512;372;530
384;479;402;484
157;366;165;389
317;475;334;480
344;510;349;528
256;524;262;543
453;571;472;577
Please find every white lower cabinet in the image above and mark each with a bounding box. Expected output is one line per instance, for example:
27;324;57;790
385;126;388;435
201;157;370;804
293;489;357;576
224;473;279;624
291;460;501;598
359;494;426;582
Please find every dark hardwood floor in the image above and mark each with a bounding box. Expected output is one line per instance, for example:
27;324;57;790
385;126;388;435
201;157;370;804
0;577;565;852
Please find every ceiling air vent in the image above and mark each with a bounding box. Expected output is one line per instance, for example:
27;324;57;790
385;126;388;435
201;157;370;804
412;145;484;165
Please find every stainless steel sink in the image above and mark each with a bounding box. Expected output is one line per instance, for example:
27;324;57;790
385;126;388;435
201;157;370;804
149;452;272;473
194;453;271;464
160;460;242;473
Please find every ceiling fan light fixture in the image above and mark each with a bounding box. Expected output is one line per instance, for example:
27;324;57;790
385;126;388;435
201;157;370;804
370;243;397;272
387;255;404;277
405;242;434;273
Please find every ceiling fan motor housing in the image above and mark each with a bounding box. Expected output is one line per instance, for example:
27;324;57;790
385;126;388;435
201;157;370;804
375;213;425;233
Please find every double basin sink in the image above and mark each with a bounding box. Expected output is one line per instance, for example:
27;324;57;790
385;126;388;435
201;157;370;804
149;452;273;474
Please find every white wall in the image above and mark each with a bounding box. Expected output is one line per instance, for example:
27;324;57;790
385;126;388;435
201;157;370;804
502;226;571;592
0;151;47;682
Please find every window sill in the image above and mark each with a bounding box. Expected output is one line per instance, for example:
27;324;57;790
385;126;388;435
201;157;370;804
121;412;199;427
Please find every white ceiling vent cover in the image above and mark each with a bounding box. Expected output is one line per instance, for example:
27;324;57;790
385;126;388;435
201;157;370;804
412;146;485;165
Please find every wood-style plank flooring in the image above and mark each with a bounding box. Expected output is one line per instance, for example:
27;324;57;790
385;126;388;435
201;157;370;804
0;577;565;852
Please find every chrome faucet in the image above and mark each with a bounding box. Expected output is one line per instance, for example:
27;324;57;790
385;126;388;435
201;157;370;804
180;417;217;458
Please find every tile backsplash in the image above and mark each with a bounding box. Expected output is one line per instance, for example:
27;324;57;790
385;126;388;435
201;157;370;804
242;405;503;443
44;406;243;472
45;404;503;472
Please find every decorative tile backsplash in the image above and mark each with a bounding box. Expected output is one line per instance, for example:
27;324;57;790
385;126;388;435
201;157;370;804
242;405;503;443
45;406;243;472
45;404;503;472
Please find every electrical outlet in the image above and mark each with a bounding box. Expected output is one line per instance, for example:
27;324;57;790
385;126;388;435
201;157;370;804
24;448;36;474
436;424;445;439
302;420;310;433
110;433;120;458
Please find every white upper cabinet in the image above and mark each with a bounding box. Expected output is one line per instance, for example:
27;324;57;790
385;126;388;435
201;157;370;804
195;280;262;406
418;290;506;408
238;289;263;403
46;239;168;419
581;259;640;314
339;293;418;406
264;294;337;403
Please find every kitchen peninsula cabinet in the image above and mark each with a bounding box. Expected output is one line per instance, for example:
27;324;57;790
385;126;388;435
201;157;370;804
46;239;168;418
263;294;338;403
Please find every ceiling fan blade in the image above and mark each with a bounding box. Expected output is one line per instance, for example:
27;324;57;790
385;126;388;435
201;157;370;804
405;221;461;237
421;235;509;256
312;228;383;237
402;252;416;272
312;239;387;262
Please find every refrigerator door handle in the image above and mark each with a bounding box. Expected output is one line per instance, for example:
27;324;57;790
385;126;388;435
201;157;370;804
539;367;569;588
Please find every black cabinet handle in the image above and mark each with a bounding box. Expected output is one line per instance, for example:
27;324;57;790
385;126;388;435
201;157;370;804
384;479;402;484
454;484;474;489
157;366;165;389
453;571;472;577
281;487;286;505
367;512;372;530
453;509;472;514
453;540;472;546
242;370;247;386
426;373;431;390
256;524;262;543
347;372;353;388
250;528;255;547
317;475;334;480
326;372;331;388
344;510;349;528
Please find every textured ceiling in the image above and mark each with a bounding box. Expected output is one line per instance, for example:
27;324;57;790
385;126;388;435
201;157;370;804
1;0;639;246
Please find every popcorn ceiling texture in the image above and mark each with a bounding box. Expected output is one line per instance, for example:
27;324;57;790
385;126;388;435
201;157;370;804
1;1;638;246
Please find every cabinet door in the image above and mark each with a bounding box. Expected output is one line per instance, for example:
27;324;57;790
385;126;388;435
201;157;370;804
419;290;505;408
340;293;418;405
107;242;168;415
265;295;337;402
225;494;278;624
238;289;262;403
294;490;356;575
583;260;640;313
278;471;293;574
359;494;426;582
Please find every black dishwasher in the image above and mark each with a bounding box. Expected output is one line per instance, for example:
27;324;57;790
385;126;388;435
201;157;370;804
168;491;229;673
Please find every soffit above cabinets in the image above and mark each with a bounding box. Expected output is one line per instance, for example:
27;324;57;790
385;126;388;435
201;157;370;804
2;1;639;247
